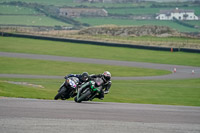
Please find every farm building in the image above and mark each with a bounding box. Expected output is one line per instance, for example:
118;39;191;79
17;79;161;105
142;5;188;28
59;8;108;17
156;8;199;20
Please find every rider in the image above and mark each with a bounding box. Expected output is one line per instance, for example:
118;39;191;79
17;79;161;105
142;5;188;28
65;72;90;86
90;71;112;100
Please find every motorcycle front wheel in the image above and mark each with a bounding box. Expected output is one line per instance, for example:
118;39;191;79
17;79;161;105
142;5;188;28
54;86;66;100
74;90;91;103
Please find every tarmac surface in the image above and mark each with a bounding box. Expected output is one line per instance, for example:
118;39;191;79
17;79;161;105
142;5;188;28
0;97;200;133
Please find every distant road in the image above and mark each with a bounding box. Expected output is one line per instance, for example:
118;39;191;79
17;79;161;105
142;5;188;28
0;52;200;80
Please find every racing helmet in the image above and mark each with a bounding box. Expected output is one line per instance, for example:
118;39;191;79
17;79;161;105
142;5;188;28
81;72;89;82
102;71;111;82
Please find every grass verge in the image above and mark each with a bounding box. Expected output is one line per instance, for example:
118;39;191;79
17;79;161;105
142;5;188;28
0;57;171;77
0;78;200;106
1;37;200;66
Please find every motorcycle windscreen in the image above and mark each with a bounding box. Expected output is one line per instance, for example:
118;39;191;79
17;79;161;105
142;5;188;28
94;78;104;87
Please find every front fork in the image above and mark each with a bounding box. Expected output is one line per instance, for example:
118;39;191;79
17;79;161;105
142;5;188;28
58;81;65;92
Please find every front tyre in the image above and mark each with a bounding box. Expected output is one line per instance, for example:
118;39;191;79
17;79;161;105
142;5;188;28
74;96;78;102
76;90;91;103
54;86;66;100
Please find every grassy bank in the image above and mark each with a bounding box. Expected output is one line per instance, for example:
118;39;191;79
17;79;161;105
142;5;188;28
1;37;200;66
106;79;200;106
0;78;200;106
0;57;171;77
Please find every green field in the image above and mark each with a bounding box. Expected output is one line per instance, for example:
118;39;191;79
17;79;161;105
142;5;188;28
107;6;200;16
0;5;71;27
0;5;38;14
0;57;170;77
0;15;71;26
0;5;70;26
0;1;200;32
107;79;200;106
74;18;200;32
0;0;74;6
0;0;147;7
0;78;200;106
107;7;160;15
1;37;200;66
184;20;200;27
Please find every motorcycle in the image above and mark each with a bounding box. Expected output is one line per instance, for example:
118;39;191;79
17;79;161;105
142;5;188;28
54;77;79;100
74;77;104;103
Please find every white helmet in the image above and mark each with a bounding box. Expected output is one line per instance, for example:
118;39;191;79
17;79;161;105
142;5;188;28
102;71;111;82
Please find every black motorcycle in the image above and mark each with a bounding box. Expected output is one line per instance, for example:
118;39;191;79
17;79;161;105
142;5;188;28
54;77;79;100
74;77;104;103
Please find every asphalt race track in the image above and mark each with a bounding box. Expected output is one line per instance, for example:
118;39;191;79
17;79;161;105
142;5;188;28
0;97;200;133
0;52;200;80
1;52;200;133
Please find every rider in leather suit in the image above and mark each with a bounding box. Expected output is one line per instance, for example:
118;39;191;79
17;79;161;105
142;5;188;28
90;71;112;100
65;72;90;85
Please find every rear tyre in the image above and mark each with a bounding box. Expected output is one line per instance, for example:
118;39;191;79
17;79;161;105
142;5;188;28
54;86;66;100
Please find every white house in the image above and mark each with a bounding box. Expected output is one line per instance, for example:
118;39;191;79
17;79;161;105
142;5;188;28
156;8;199;20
